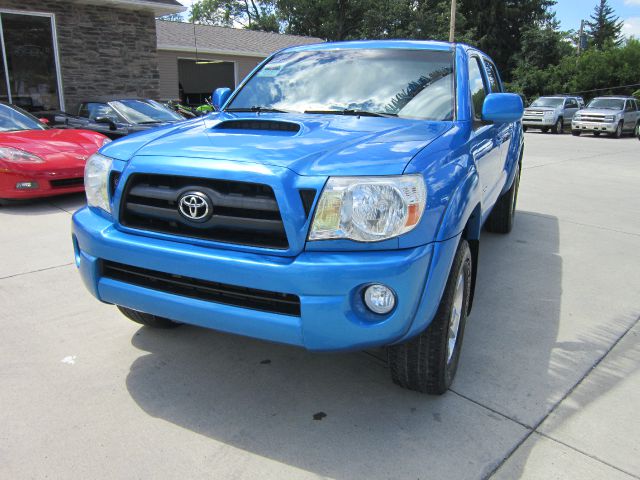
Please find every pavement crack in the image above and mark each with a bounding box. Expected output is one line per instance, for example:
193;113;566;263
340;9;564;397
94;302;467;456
519;211;640;238
536;432;640;479
0;263;74;280
482;313;640;479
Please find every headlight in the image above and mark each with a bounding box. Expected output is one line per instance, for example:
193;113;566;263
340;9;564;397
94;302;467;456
309;175;426;242
604;116;615;122
84;153;113;213
0;146;44;163
573;114;581;120
543;111;555;118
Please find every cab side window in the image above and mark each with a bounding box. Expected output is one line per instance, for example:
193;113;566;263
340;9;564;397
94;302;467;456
483;60;502;93
469;57;488;123
87;103;118;121
565;98;578;109
624;100;634;112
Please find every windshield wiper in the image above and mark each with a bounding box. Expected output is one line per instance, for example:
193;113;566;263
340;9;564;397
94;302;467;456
138;121;163;125
225;106;289;114
304;109;397;118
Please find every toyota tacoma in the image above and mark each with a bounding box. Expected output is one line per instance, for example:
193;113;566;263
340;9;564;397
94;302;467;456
72;41;524;394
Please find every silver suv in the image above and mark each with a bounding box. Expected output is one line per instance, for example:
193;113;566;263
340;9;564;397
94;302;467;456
522;96;581;134
572;97;640;138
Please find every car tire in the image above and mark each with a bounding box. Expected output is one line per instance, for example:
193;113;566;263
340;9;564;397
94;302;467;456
541;127;549;133
552;117;563;134
610;121;623;138
571;130;581;136
593;132;601;137
117;306;181;329
484;162;520;234
387;239;472;395
634;122;640;138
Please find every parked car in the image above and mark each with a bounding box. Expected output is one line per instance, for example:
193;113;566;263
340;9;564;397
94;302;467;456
0;103;109;202
522;95;581;133
571;96;640;138
55;98;185;139
72;41;524;394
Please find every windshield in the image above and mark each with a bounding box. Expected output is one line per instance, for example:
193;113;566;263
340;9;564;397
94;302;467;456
586;98;625;110
530;97;564;108
0;103;46;132
111;99;183;124
227;49;455;121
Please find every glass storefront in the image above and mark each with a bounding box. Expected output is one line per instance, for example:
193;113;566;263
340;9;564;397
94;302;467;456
0;11;63;112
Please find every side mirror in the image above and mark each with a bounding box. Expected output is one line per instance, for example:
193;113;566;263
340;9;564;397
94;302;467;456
212;88;232;111
39;118;50;125
95;116;117;130
482;93;524;124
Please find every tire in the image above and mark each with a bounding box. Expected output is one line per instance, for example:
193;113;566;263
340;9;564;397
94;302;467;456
634;122;640;138
522;125;528;132
552;117;563;134
117;305;181;329
387;239;472;394
541;127;549;133
571;130;581;136
485;162;521;234
610;121;623;138
593;132;600;137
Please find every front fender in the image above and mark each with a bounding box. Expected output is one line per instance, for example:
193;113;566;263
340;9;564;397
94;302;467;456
435;163;482;242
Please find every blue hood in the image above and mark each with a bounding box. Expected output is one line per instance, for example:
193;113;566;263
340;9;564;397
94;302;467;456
101;113;452;176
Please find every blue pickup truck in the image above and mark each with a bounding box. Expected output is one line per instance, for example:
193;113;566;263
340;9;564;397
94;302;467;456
73;41;523;394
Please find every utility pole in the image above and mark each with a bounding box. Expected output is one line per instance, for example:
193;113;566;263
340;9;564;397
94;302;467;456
577;19;585;54
449;0;457;43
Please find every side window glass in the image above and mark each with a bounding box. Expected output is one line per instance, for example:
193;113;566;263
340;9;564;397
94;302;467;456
483;59;502;93
625;101;633;112
634;100;639;111
469;57;488;122
88;103;117;121
78;104;89;118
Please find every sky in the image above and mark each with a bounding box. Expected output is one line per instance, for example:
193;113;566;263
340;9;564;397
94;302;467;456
176;0;640;38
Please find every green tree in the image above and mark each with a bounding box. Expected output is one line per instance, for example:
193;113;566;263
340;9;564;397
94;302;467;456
190;0;279;32
586;0;623;49
458;0;557;81
158;13;184;22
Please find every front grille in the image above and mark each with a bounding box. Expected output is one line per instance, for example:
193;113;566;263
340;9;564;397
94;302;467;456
120;174;288;249
102;260;301;316
50;177;84;188
524;110;545;117
577;115;606;123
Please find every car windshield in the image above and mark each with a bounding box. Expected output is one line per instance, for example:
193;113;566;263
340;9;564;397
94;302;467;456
530;97;564;108
586;98;625;110
111;99;183;124
0;103;46;132
227;48;455;121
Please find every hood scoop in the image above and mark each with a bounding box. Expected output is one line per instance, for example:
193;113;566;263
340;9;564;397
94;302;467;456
213;119;301;135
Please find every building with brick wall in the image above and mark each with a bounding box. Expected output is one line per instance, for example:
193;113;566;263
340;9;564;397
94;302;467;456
0;0;184;113
0;1;322;114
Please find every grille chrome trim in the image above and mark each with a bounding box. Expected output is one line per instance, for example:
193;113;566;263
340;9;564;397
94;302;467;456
119;174;288;249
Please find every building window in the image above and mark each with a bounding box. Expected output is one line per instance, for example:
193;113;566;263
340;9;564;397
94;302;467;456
0;11;63;112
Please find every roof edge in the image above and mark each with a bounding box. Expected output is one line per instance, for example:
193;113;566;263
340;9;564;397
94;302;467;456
157;44;267;58
74;0;186;15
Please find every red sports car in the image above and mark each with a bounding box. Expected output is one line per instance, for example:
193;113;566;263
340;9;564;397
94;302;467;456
0;103;110;201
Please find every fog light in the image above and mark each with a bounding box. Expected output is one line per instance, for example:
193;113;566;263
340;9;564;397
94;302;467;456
16;181;38;190
363;284;396;314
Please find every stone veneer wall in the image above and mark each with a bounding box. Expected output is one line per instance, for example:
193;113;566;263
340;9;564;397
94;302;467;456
0;0;160;112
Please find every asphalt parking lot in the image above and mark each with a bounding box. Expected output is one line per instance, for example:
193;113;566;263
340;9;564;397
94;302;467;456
1;132;639;479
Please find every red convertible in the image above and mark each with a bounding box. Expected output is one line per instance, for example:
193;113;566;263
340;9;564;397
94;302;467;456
0;103;109;201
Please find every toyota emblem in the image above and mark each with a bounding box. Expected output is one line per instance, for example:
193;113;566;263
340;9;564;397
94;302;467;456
178;192;211;221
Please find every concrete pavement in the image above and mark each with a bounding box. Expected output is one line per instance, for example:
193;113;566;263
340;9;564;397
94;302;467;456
1;132;638;479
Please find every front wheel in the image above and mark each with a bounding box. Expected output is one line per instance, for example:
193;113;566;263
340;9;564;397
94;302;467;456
387;239;472;394
117;306;181;329
571;130;581;136
634;122;639;138
541;127;549;133
552;117;563;134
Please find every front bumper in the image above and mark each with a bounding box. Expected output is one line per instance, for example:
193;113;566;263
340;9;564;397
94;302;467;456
0;165;84;199
571;120;617;133
522;117;556;127
72;207;458;351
